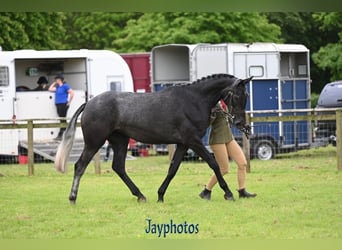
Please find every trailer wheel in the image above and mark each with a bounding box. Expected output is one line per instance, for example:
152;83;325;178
253;140;274;160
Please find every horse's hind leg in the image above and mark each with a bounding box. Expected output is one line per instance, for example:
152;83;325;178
69;146;99;204
110;134;146;202
157;144;188;202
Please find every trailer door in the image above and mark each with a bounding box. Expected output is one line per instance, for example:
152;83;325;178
121;53;151;93
0;65;14;120
0;63;19;155
281;79;311;146
251;79;280;141
194;44;228;80
280;51;311;147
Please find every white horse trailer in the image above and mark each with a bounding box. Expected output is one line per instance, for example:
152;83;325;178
0;49;133;159
151;43;311;159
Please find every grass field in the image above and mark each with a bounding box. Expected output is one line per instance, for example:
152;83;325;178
0;145;341;239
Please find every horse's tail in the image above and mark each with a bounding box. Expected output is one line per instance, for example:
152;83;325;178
54;103;86;173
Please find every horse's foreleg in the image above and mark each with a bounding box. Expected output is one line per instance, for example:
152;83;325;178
111;139;146;202
190;142;234;200
157;144;188;202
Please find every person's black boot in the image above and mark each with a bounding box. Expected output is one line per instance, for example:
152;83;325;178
199;188;211;200
238;188;257;198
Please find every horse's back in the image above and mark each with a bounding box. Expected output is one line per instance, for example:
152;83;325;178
86;88;193;114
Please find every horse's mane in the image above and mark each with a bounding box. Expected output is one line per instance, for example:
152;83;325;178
159;74;236;92
194;74;235;84
176;74;235;88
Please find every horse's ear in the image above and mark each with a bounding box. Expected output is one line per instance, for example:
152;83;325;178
243;76;253;85
233;77;253;88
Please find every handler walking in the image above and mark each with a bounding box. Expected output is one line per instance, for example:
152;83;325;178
49;74;74;140
199;101;256;200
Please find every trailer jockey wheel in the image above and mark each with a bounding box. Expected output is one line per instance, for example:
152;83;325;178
253;140;274;160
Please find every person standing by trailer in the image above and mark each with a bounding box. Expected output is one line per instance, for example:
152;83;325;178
199;101;257;200
49;74;74;140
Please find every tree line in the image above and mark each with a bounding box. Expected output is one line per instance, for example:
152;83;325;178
0;12;340;93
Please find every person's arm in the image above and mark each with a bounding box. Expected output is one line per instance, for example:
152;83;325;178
48;82;57;92
67;89;74;106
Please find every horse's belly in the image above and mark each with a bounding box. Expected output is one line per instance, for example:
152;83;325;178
123;126;181;145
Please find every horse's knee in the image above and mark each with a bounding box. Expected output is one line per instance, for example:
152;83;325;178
74;162;86;176
112;163;126;177
112;165;121;174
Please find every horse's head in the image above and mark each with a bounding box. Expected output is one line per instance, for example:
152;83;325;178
221;76;252;137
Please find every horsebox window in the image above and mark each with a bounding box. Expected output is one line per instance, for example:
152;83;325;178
298;65;307;76
0;66;9;86
110;81;122;92
249;66;264;77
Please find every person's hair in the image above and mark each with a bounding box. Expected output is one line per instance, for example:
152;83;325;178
55;74;64;81
37;76;48;84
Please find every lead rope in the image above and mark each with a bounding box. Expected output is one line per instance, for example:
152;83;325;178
219;108;234;125
210;101;234;126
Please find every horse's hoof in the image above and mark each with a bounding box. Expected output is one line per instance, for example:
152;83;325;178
157;194;164;203
224;193;235;201
69;199;76;205
137;196;147;203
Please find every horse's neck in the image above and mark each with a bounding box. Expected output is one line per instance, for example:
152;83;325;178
197;78;232;107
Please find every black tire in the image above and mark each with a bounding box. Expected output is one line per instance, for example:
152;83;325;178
252;140;275;160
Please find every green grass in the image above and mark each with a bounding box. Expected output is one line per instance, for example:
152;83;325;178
0;145;341;239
